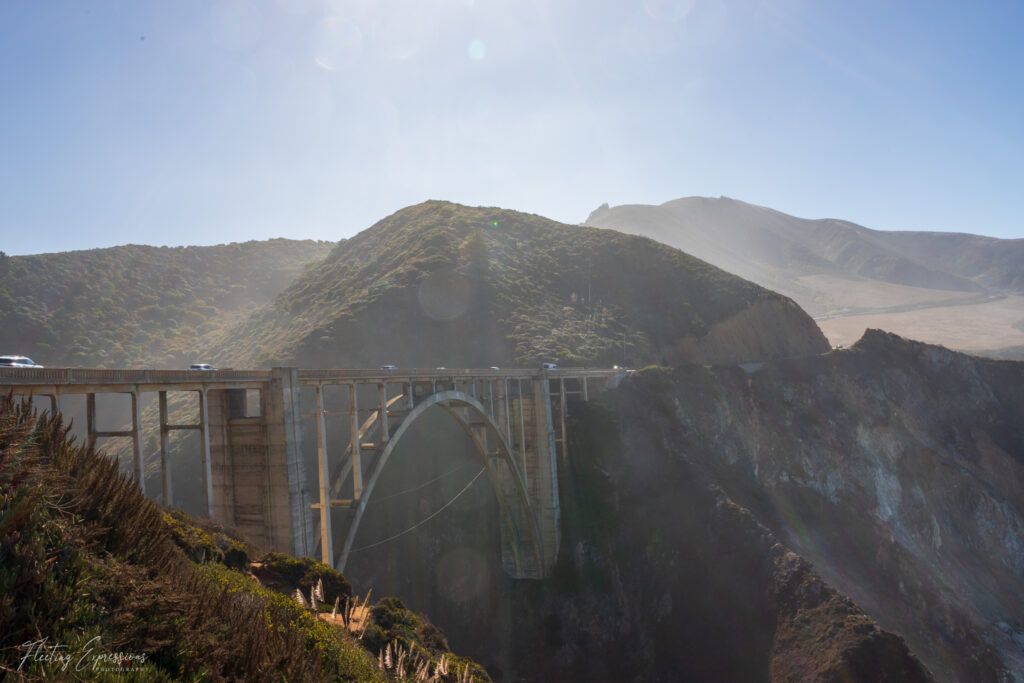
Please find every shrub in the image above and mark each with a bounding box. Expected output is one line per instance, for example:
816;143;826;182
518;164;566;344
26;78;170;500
256;551;353;604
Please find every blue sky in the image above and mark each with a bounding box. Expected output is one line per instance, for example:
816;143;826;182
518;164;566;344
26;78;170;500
2;0;1022;255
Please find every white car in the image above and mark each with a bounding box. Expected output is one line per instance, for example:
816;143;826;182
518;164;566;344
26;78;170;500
189;363;215;371
0;355;43;368
541;362;558;370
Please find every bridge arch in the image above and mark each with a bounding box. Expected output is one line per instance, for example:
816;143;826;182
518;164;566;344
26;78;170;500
334;390;545;578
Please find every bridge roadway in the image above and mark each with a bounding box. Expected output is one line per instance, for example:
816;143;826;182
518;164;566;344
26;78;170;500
0;366;625;578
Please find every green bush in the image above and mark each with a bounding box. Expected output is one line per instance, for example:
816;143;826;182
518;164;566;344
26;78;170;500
258;551;353;604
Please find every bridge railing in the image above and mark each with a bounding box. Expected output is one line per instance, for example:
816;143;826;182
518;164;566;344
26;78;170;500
1;366;626;387
0;367;273;387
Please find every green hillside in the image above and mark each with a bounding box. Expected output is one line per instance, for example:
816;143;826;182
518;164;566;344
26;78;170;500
211;201;827;369
0;396;490;681
0;239;334;368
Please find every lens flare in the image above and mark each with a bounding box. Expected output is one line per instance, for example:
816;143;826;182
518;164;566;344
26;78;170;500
418;270;472;321
467;39;487;61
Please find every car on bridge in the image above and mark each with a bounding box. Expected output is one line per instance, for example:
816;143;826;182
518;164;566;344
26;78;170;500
541;362;558;370
380;364;398;371
188;363;215;371
0;355;43;368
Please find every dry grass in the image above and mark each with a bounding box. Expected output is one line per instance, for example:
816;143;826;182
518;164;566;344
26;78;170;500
796;273;980;311
818;294;1024;351
318;589;372;635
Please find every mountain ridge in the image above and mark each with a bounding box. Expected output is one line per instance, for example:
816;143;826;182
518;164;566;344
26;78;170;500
585;197;1024;355
209;200;829;369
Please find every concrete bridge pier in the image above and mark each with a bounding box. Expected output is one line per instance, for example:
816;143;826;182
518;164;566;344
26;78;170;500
158;392;171;507
206;368;313;558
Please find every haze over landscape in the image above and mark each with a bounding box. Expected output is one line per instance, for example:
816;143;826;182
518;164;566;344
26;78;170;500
587;196;1024;358
3;2;1024;682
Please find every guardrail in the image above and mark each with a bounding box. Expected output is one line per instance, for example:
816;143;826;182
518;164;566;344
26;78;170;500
0;366;627;388
0;367;272;387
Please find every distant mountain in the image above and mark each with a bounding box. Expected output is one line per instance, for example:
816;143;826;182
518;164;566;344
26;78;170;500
585;197;1024;355
210;201;829;369
0;239;334;368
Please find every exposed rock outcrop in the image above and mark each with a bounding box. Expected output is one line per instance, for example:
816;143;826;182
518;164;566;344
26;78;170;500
675;297;829;364
643;330;1024;681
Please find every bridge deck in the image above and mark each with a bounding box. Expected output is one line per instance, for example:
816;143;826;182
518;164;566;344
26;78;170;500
0;366;623;392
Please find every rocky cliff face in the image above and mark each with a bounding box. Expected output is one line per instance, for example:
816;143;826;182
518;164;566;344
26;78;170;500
496;389;934;682
677;297;828;364
638;330;1024;681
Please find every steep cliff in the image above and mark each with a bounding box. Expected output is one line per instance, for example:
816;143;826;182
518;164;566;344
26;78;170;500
495;390;934;682
622;331;1024;681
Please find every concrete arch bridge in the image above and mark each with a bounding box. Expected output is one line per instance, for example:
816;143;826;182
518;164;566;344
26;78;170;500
0;367;625;579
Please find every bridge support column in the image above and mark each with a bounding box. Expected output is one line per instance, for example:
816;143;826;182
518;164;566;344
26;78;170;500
158;391;172;507
537;377;561;570
350;384;363;500
207;368;312;557
377;383;390;443
199;388;214;518
559;378;568;463
86;393;97;451
268;368;312;557
130;389;145;496
315;384;333;565
207;389;236;527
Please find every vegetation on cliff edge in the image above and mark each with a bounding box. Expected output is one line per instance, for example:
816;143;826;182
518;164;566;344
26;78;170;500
0;397;488;681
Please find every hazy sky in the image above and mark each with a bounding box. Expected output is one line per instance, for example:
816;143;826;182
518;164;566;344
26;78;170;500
2;1;1022;255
